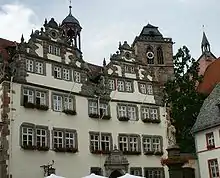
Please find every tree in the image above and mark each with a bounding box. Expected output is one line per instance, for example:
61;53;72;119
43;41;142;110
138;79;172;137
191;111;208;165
164;46;207;153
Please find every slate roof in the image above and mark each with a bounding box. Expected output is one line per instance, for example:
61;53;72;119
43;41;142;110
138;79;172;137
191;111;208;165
139;23;163;37
192;83;220;133
201;32;210;47
0;38;17;61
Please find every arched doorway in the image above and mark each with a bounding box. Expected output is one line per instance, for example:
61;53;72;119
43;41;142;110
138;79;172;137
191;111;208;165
109;170;123;178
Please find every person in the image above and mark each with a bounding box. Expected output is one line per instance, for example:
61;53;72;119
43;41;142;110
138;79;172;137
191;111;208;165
167;119;176;146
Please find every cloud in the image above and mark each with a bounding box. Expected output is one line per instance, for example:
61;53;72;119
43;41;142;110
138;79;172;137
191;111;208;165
0;3;39;42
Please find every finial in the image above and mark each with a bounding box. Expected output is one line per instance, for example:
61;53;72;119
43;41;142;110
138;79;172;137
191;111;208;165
69;0;72;14
103;58;106;67
44;18;47;25
119;41;121;48
31;29;34;35
21;34;24;43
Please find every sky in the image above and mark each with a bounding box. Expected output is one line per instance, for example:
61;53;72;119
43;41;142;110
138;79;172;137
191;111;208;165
0;0;219;65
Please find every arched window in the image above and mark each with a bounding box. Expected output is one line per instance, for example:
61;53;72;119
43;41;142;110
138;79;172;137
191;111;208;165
146;46;154;64
157;47;164;64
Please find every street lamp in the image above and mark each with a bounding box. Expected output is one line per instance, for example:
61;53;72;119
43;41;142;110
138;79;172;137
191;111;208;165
40;160;55;176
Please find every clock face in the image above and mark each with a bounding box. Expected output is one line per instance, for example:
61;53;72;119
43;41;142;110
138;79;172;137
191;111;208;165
146;51;154;59
50;30;58;39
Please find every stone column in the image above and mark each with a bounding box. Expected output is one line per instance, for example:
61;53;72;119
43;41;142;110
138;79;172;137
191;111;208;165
163;145;188;178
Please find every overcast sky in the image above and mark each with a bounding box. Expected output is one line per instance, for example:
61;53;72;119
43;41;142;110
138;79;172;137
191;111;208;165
0;0;219;65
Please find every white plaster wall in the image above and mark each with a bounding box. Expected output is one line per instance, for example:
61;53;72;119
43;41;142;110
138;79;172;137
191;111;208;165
9;83;169;178
64;51;73;64
195;126;220;178
47;54;61;62
125;73;136;79
35;43;44;58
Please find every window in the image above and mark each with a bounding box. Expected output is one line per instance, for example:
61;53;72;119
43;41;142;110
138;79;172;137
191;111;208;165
48;45;60;56
23;88;34;104
127;106;137;121
88;100;109;117
53;95;62;111
35;91;46;105
118;134;140;153
74;71;81;83
89;132;112;153
143;135;163;154
53;129;77;151
54;66;62;79
52;94;75;113
124;65;135;73
20;124;49;150
63;68;70;81
64;96;74;110
26;59;34;72
206;132;215;149
118;104;138;121
35;61;44;74
91;167;102;176
208;159;219;178
140;83;147;94
117;81;125;91
141;107;160;122
130;168;142;176
147;85;153;95
144;168;164;178
125;81;133;92
157;47;164;65
109;79;115;90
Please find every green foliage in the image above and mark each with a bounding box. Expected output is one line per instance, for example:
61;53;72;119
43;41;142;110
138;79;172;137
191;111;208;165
164;46;207;153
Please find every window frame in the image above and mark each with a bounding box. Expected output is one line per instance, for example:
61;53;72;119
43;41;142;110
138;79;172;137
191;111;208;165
142;135;163;155
130;167;142;176
208;159;220;178
89;132;113;154
118;134;141;154
141;106;160;123
74;70;81;83
48;45;61;56
144;167;165;178
88;99;110;119
52;128;78;152
206;132;215;149
108;79;116;90
26;58;46;75
117;104;138;121
52;64;73;81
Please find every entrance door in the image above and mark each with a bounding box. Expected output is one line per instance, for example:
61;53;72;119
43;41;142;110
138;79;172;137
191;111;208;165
109;170;123;178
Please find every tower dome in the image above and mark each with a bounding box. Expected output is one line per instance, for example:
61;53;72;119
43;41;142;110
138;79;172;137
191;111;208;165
62;6;81;27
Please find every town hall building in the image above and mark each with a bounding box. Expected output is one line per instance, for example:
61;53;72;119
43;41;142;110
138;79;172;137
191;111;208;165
0;4;175;178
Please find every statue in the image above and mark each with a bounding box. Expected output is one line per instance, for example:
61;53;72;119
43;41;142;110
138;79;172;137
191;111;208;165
167;119;176;146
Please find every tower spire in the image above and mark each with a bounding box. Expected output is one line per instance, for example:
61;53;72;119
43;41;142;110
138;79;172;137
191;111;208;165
69;0;72;15
201;31;210;53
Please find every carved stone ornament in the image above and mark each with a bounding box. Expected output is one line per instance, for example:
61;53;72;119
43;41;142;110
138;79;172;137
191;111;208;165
104;145;129;177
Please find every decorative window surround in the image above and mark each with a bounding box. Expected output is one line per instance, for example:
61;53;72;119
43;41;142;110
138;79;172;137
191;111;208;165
206;132;215;150
142;135;163;155
52;128;78;153
117;80;134;93
21;86;49;111
88;99;111;120
141;106;160;123
138;82;153;95
117;104;138;121
48;45;61;56
144;167;165;178
20;123;50;151
26;58;46;75
52;92;76;115
90;167;103;176
130;167;142;176
89;132;113;154
52;64;72;81
208;159;219;178
118;134;141;155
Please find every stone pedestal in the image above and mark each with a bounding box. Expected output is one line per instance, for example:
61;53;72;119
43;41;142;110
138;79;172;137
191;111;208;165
164;145;188;178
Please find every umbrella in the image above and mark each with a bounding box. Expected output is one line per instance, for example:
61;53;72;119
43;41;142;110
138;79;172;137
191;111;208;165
117;173;145;178
82;173;108;178
45;174;65;178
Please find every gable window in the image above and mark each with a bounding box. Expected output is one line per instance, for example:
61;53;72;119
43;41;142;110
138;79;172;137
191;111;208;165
208;159;219;178
157;47;164;65
53;129;77;152
117;104;138;121
117;81;125;91
26;59;34;72
144;168;164;178
125;81;132;92
118;134;141;154
130;168;142;176
89;132;112;154
49;45;53;54
206;132;215;149
143;135;163;155
20;123;49;151
48;45;60;56
54;47;60;56
74;71;81;83
35;61;44;74
140;83;147;94
109;79;115;90
147;84;153;95
63;68;70;81
54;66;62;79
